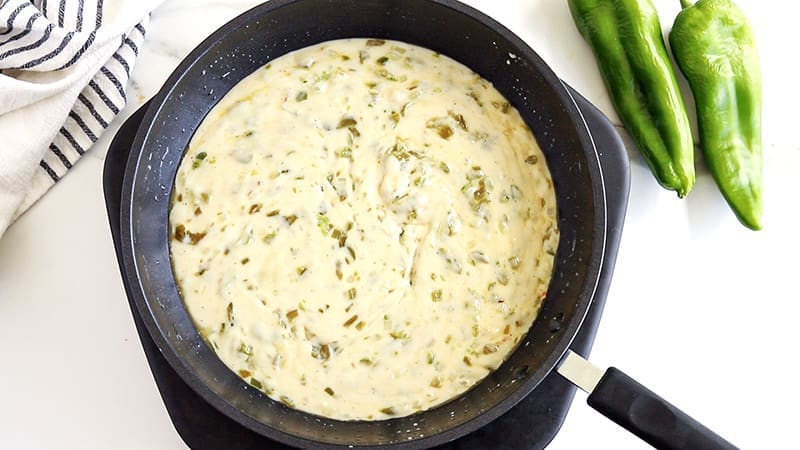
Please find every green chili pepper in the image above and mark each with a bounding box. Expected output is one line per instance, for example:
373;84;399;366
670;0;762;230
568;0;695;197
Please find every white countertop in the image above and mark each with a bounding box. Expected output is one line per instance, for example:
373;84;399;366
1;1;798;448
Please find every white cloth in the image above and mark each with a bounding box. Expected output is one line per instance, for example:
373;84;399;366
0;0;163;238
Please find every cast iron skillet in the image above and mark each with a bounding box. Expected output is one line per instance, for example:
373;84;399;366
118;1;724;448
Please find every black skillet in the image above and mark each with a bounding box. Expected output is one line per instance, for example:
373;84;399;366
117;0;735;448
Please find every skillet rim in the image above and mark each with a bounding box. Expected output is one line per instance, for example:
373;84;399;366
119;0;608;447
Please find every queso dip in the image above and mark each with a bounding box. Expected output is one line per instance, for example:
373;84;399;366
169;38;558;420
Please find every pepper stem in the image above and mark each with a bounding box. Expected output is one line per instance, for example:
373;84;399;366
680;0;694;8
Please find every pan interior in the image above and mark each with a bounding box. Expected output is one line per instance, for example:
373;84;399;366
122;0;606;447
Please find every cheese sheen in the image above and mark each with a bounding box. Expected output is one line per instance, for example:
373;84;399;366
169;39;558;420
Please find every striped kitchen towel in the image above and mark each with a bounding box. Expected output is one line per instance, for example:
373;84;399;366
0;0;164;238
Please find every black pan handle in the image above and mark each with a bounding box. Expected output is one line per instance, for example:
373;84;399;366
587;367;738;450
558;351;738;450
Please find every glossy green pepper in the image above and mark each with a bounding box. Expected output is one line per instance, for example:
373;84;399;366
670;0;762;230
568;0;695;197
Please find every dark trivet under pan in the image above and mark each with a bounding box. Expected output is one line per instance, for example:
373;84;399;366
103;84;629;450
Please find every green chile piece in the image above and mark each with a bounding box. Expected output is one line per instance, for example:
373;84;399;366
568;0;696;197
670;0;762;230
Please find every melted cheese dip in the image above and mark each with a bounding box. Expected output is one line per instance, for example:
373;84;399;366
170;39;558;421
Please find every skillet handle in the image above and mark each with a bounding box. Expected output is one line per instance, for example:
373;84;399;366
587;367;738;450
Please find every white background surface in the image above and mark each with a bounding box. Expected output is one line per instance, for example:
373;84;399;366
1;1;798;449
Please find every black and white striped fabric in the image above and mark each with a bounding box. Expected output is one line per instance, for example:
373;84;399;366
0;0;160;237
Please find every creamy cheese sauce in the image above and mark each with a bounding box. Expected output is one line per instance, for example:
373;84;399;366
169;38;558;421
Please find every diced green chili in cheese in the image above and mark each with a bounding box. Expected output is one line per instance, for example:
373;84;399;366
169;38;558;422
